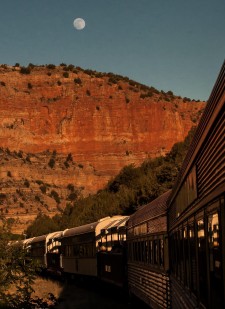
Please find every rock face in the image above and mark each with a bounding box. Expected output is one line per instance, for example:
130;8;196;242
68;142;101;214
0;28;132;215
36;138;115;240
0;65;205;233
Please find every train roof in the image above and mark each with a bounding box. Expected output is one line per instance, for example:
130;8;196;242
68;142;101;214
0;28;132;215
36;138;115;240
101;216;129;234
29;234;47;244
128;190;171;229
46;230;63;242
62;221;98;238
23;237;35;246
61;216;127;238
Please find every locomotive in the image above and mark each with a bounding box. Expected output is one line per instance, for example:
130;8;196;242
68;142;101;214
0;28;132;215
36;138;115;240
24;61;225;308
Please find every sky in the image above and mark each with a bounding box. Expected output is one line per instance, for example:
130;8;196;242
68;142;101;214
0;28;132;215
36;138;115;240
0;0;225;101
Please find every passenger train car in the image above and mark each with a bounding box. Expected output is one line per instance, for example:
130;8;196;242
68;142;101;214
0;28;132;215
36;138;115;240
45;230;63;274
59;215;128;278
167;61;225;308
28;234;47;267
23;61;225;308
127;191;171;309
97;216;129;287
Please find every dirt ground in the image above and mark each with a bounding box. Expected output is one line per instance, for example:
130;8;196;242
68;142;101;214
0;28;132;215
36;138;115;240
32;276;149;309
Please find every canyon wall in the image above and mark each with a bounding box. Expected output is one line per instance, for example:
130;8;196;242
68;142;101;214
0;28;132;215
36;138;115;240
0;65;205;233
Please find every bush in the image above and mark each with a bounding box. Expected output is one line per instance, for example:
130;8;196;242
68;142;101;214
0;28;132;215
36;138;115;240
74;77;82;85
50;190;60;204
108;76;118;84
67;184;75;191
35;195;41;202
68;192;78;201
64;161;69;168
27;83;32;89
63;72;69;78
183;97;191;102
40;185;47;194
24;180;30;187
63;66;70;71
46;64;56;69
48;158;55;168
86;89;91;96
28;63;35;69
0;241;40;308
167;90;174;96
25;155;31;163
66;153;73;162
67;64;74;71
36;180;43;185
20;67;31;74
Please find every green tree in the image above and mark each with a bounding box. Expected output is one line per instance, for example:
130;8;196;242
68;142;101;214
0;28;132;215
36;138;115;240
0;242;58;308
26;213;59;237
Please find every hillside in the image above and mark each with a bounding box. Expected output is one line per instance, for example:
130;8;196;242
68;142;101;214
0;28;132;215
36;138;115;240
0;64;205;233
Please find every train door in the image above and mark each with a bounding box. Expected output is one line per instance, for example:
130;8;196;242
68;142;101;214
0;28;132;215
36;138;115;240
207;201;224;308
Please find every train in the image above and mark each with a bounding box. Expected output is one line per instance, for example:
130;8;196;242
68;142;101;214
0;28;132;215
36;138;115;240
23;60;225;309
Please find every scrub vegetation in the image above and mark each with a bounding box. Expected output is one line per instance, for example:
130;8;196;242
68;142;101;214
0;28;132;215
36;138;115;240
25;127;196;237
0;218;58;308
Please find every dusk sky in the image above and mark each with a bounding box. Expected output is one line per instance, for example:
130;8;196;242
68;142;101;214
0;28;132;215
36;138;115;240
0;0;224;101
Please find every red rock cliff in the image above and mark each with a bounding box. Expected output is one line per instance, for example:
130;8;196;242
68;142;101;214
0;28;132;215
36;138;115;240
0;65;205;191
0;65;205;233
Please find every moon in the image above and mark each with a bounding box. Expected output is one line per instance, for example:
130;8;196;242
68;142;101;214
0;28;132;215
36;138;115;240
73;18;85;30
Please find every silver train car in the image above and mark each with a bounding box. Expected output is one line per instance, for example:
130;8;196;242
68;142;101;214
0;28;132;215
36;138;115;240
59;216;128;278
45;230;63;274
168;61;225;308
97;216;129;287
127;191;171;308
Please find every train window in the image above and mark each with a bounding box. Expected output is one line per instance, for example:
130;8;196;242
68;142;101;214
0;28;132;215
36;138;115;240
133;242;137;261
137;241;140;262
79;245;84;257
170;232;178;276
188;220;197;295
208;211;223;308
197;216;208;307
159;239;164;267
66;245;73;257
170;232;176;276
61;245;65;255
73;245;79;256
139;241;143;262
175;230;180;278
128;243;132;261
153;239;158;265
145;241;149;263
148;240;153;264
179;228;184;282
141;241;145;262
183;225;189;287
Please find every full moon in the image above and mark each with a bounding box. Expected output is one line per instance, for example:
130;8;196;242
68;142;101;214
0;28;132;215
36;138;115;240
73;18;85;30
